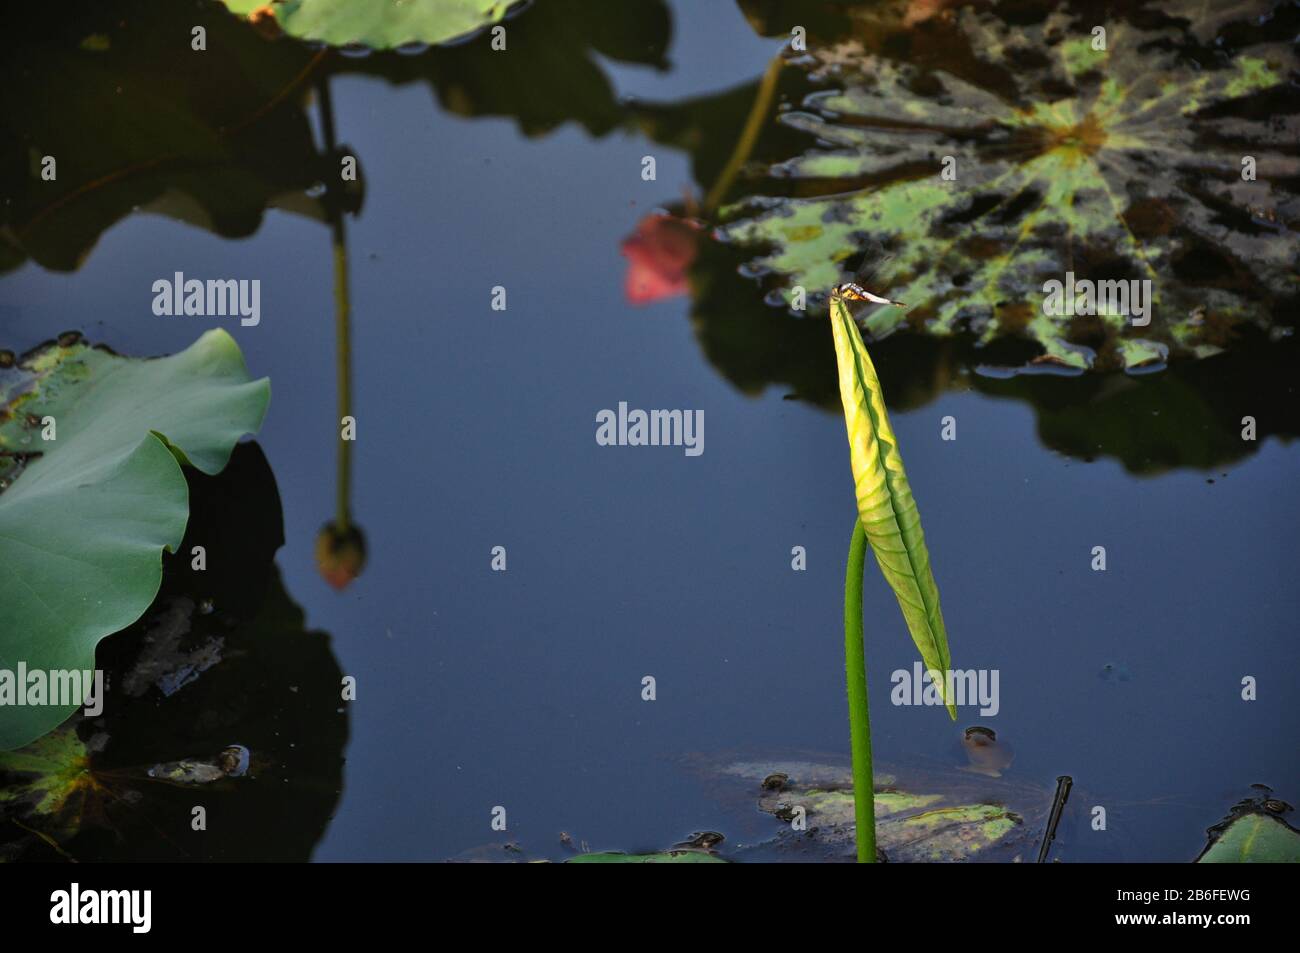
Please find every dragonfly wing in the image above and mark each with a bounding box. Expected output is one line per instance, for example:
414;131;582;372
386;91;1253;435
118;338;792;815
851;238;894;288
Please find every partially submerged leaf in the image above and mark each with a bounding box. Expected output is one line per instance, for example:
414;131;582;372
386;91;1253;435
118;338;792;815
715;758;1042;862
1197;793;1300;863
218;0;520;49
0;329;269;750
0;727;98;841
566;850;727;864
830;296;954;715
766;789;1021;862
1197;813;1300;863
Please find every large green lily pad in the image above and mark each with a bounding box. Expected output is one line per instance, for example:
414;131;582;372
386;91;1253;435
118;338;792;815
219;0;519;49
719;1;1299;371
1;443;348;860
0;329;269;750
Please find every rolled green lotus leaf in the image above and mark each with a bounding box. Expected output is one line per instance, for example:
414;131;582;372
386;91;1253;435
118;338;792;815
831;297;954;718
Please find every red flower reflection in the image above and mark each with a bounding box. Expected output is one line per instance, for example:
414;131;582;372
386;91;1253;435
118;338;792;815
620;213;703;304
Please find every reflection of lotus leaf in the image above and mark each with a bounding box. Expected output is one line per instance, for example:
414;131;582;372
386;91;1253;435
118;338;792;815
1;0;671;273
721;3;1299;370
0;1;332;273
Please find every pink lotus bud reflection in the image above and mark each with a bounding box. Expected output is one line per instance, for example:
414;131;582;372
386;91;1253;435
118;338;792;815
315;522;366;591
620;213;702;304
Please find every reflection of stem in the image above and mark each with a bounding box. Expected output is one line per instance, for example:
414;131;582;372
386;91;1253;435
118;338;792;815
333;221;351;532
702;53;784;217
318;77;352;533
844;519;876;863
9;817;77;862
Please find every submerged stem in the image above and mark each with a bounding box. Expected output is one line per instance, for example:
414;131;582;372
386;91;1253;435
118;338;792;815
844;519;876;863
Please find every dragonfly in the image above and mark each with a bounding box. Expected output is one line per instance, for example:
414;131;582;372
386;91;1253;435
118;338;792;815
830;240;906;316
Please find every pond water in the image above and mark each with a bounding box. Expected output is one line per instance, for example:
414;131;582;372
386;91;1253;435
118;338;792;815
1;0;1297;862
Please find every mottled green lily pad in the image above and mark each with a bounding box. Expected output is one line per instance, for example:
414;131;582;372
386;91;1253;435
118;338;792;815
720;1;1299;371
0;727;97;845
710;758;1045;862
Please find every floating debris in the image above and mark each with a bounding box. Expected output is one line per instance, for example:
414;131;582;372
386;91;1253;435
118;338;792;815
148;744;251;785
1099;661;1133;683
675;831;725;850
962;726;1013;778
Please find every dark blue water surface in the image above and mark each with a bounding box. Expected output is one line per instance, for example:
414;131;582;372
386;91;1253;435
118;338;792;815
2;0;1296;861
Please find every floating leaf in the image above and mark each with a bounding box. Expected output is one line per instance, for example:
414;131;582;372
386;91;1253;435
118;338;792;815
1197;802;1300;863
710;758;1043;862
0;330;269;750
566;850;727;864
0;727;98;845
218;0;519;49
720;1;1299;372
830;296;953;716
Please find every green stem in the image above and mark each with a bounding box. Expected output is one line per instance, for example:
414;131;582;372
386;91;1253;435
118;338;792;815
844;519;876;863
